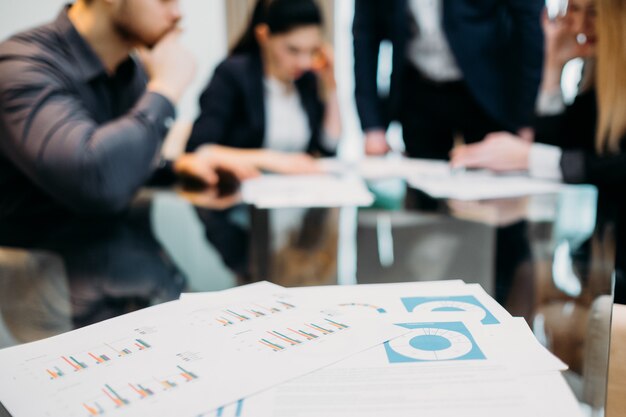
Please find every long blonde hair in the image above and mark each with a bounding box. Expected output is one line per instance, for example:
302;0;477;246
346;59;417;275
596;0;626;153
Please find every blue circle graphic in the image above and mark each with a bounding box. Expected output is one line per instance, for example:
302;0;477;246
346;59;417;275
432;307;464;312
409;335;452;351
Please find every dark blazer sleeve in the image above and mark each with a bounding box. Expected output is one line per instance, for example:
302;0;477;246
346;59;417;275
534;90;597;150
561;149;626;188
505;0;544;128
534;90;626;187
353;0;386;132
0;61;174;215
186;60;240;152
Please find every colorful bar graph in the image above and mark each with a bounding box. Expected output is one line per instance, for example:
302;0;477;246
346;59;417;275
288;328;318;340
103;384;129;408
268;331;301;346
135;339;151;349
216;317;234;326
259;338;284;351
277;301;296;309
177;365;199;381
256;304;280;314
82;402;104;416
62;355;87;371
160;380;177;390
88;353;108;364
46;366;65;379
224;309;250;321
324;318;349;330
129;383;154;399
247;309;266;317
235;399;244;417
306;323;334;335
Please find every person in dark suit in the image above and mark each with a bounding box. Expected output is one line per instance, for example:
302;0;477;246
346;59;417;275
186;0;341;174
451;0;626;303
353;0;544;159
0;0;257;221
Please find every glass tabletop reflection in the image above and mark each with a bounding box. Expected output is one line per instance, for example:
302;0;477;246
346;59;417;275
0;181;616;416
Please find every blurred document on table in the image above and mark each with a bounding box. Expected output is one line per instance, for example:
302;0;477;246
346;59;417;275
241;174;374;208
407;170;562;200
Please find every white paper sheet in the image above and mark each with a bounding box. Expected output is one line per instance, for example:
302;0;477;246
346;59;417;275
200;318;575;417
407;170;562;200
319;156;450;180
241;174;374;208
0;285;405;417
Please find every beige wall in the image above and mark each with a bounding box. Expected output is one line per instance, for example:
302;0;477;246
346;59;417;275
225;0;335;51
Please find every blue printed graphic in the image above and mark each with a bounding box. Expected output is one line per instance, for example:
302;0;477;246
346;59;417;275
384;321;486;363
400;295;500;325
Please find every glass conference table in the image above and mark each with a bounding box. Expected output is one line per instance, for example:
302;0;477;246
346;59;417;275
0;179;616;416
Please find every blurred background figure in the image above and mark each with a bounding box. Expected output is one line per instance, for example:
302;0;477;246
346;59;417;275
451;0;626;303
353;0;544;159
0;0;256;221
186;0;341;175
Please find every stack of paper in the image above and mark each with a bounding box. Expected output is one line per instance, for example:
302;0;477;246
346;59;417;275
187;281;581;417
0;280;583;417
241;174;374;208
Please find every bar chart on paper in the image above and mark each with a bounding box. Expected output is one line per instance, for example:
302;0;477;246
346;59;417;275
43;337;153;381
257;318;350;352
79;365;200;416
0;288;406;417
188;297;298;329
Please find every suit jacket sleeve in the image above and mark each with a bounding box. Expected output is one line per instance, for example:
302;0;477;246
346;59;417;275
353;0;386;132
534;90;597;150
561;149;626;189
505;0;544;128
187;61;239;152
0;61;174;215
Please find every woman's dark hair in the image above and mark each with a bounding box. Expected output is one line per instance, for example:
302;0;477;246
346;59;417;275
231;0;323;55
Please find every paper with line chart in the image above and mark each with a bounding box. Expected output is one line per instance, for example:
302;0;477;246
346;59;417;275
0;287;405;417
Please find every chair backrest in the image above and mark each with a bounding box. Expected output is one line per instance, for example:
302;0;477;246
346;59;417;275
0;247;72;346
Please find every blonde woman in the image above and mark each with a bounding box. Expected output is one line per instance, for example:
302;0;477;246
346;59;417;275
451;0;626;303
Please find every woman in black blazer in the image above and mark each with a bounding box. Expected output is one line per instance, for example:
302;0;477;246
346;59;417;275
186;0;341;174
451;0;626;302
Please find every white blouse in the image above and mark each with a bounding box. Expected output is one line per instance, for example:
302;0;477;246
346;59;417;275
263;77;311;153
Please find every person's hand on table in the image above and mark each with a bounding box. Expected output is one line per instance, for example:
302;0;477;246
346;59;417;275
257;151;322;175
450;132;531;172
174;145;260;187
